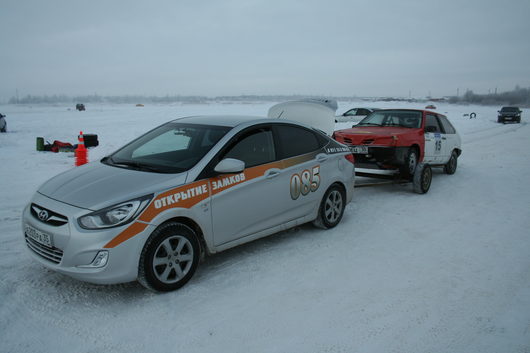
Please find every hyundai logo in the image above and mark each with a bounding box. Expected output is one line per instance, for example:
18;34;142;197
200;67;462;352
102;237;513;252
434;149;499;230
38;210;49;221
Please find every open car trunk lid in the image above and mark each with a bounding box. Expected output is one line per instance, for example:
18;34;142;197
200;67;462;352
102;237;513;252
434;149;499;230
267;99;337;136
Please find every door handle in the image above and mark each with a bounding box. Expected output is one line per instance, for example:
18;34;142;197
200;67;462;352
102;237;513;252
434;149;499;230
265;168;281;179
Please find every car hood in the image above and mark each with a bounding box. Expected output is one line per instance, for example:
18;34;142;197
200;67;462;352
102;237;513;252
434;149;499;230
334;126;415;144
38;161;188;210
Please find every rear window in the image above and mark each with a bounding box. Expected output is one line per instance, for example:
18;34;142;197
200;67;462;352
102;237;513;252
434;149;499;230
438;116;456;134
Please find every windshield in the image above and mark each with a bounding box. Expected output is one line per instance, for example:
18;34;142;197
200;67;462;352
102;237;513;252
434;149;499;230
357;110;422;128
501;107;519;112
103;123;230;173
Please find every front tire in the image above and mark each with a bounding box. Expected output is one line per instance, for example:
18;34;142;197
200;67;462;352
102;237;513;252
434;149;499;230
413;163;432;194
444;150;458;175
138;222;200;292
313;184;346;229
400;148;418;179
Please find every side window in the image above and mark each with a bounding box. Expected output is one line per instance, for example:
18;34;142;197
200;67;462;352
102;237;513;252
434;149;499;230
200;128;227;148
425;114;442;133
344;109;356;116
222;128;275;168
357;108;369;116
276;125;321;159
438;116;456;134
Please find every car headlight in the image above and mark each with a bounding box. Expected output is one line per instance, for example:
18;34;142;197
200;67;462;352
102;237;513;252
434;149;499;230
78;195;153;230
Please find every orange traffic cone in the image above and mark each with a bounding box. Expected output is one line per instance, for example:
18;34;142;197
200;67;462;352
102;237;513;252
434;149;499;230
75;131;88;166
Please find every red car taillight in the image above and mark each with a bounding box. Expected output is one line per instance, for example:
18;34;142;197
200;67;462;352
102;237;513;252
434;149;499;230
344;154;355;164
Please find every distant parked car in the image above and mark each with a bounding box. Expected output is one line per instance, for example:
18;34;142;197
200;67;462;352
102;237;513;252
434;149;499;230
0;113;6;132
76;104;86;111
497;106;521;123
425;104;436;109
336;107;380;123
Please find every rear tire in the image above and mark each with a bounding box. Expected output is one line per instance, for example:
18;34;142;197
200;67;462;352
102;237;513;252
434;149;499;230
138;222;200;292
413;163;432;194
444;151;458;175
312;184;346;229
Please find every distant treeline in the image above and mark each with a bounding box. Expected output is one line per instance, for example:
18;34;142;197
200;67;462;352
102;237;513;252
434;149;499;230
8;94;359;105
7;87;530;106
449;86;530;106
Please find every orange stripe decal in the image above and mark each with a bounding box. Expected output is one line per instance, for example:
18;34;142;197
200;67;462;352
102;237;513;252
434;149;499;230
138;180;210;223
104;221;148;248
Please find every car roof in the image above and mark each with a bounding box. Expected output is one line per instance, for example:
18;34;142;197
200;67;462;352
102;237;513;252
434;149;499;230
170;115;322;132
368;108;450;116
378;108;423;111
347;107;379;110
170;115;267;127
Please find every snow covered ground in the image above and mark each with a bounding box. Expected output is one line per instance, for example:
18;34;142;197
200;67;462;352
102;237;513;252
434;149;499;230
1;101;529;353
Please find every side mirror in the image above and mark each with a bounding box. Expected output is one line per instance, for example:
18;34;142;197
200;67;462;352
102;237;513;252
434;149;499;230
425;126;437;133
214;158;245;174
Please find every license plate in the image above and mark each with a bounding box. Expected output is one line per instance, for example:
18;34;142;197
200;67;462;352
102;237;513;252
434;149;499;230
25;224;52;247
350;146;369;154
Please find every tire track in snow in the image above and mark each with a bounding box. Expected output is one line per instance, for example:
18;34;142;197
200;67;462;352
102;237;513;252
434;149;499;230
462;121;528;144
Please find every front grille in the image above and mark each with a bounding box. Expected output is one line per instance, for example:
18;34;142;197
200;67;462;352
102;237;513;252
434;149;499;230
31;204;68;226
343;137;353;144
362;139;375;144
25;235;63;264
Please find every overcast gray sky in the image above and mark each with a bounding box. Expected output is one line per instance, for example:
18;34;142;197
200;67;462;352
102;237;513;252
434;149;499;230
1;0;529;100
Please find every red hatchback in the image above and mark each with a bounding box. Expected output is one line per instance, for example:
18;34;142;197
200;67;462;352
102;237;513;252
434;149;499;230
333;109;462;182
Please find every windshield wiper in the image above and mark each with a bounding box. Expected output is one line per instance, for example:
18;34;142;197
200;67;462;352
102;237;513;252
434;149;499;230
357;123;381;126
111;160;165;173
101;156;114;164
